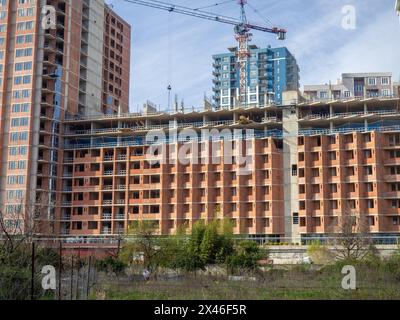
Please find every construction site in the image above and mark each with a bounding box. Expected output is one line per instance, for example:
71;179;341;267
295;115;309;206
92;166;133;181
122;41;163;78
1;0;400;303
0;0;399;244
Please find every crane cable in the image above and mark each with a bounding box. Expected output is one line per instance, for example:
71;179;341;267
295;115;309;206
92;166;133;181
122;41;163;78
246;1;275;28
194;0;236;11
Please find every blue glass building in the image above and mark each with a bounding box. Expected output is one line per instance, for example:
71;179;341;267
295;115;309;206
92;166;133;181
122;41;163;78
212;45;300;108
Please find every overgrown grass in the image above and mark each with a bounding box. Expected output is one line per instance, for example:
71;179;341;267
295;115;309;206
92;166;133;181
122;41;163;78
93;260;400;300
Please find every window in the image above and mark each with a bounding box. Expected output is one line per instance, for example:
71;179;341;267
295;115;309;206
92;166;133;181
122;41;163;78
15;62;23;71
355;85;363;92
11;117;29;127
381;77;389;85
292;164;297;176
382;89;390;96
14;76;22;85
8;161;26;170
293;213;299;225
364;150;372;158
23;75;31;84
16;34;33;45
320;91;328;99
368;78;376;85
16;48;32;57
7;175;25;185
364;166;373;175
344;91;351;98
12;103;30;113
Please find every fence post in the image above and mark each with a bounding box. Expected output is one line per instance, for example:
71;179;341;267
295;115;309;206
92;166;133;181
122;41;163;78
75;250;80;300
58;241;62;300
70;255;74;300
86;255;92;300
30;241;35;300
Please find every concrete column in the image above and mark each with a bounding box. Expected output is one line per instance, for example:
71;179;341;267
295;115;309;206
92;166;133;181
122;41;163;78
282;106;300;243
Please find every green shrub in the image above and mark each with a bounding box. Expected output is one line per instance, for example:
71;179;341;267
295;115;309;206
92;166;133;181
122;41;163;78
226;240;262;274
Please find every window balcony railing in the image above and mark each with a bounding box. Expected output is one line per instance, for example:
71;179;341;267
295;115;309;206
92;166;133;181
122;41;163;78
102;214;112;220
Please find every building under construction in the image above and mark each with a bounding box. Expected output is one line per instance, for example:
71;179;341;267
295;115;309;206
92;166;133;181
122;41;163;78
59;83;400;242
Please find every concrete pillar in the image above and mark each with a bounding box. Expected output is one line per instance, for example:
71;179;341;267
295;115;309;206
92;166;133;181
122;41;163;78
282;106;300;243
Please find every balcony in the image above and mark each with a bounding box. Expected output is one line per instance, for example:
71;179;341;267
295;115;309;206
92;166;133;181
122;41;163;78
61;214;71;220
383;191;400;198
116;155;127;161
101;229;112;235
102;213;112;220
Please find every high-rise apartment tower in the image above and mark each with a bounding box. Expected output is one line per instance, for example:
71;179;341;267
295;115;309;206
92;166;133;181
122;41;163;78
0;0;130;234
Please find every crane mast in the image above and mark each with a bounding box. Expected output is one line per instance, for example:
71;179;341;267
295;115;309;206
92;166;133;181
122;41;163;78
122;0;287;107
235;0;251;105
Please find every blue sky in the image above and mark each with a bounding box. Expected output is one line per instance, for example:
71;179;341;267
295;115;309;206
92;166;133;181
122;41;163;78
108;0;400;112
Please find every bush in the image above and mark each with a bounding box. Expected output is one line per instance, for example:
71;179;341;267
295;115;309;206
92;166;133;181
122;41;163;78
95;257;127;276
226;241;262;274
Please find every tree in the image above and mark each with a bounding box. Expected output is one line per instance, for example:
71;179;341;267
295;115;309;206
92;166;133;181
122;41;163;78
95;256;127;277
120;220;163;273
200;220;221;264
331;210;375;261
0;194;57;300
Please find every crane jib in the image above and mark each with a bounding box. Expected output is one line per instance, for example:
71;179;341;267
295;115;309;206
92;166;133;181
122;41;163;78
123;0;287;39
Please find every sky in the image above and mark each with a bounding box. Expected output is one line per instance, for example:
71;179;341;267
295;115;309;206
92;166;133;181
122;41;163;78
107;0;400;112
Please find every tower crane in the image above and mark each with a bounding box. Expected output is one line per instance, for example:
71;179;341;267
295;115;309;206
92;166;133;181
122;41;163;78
122;0;287;106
